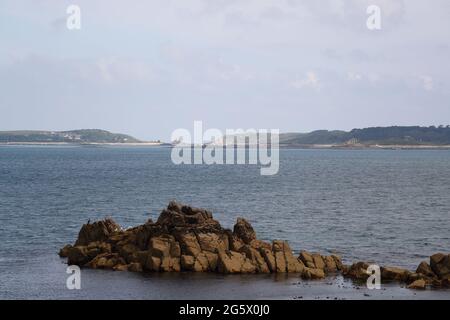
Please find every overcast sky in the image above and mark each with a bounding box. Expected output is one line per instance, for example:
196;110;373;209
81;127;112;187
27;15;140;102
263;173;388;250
1;0;449;140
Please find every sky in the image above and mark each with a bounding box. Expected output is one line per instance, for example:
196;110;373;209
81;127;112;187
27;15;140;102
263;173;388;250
0;0;449;141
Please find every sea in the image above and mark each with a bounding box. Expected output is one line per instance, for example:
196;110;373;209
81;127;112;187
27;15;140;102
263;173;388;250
0;145;449;299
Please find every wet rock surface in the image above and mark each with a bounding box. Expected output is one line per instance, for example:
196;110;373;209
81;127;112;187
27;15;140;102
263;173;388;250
60;201;449;290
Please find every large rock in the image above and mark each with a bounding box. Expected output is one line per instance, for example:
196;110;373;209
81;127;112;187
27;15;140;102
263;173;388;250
61;201;450;292
344;261;371;280
233;218;256;244
430;253;450;279
416;261;436;278
272;240;303;273
75;218;121;246
381;266;410;282
240;245;270;273
217;251;256;274
302;267;325;279
66;246;90;265
197;233;228;253
260;248;277;272
407;279;426;290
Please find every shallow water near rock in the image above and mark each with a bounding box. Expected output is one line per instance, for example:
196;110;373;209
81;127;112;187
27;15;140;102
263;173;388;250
1;146;450;299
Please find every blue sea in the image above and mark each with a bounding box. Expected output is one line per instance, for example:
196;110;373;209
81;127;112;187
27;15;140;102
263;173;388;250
1;146;449;299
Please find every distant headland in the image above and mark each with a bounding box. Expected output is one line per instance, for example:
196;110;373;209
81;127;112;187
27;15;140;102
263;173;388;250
0;129;161;145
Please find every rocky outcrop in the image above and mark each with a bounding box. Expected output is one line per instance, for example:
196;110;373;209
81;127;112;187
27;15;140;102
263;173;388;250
59;201;343;281
342;253;450;290
59;201;449;290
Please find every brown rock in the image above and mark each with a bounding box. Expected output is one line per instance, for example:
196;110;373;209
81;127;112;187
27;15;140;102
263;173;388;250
430;253;450;279
145;256;161;271
197;233;228;253
240;245;270;273
204;252;219;271
345;262;370;280
233;218;256;244
302;267;325;279
229;236;245;252
381;266;410;282
148;236;172;258
195;252;210;271
135;251;149;266
324;256;337;272
119;243;139;263
260;248;277;272
282;242;304;273
88;253;125;269
416;261;436;278
75;218;120;246
407;279;426;290
178;233;202;257
170;257;181;272
67;246;90;266
181;255;195;271
217;251;255;273
59;244;73;258
331;254;344;270
312;254;326;270
299;251;314;267
272;240;287;272
128;262;143;272
113;264;128;271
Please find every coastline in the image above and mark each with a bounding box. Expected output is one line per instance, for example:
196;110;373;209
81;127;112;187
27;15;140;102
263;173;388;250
0;142;165;146
2;142;450;150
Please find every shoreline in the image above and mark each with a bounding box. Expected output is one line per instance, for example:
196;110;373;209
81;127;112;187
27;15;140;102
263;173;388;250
0;142;165;146
2;142;450;150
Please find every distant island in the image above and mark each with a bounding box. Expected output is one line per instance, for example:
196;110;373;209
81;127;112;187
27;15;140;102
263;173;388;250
1;126;450;148
0;129;161;145
278;126;450;148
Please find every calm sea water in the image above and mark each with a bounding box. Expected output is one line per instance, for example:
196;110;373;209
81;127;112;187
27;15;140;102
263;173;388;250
0;146;449;299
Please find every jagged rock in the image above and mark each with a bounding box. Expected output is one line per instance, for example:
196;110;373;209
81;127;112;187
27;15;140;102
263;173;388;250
75;218;121;246
118;243;138;263
324;256;337;272
58;201;450;290
233;218;256;244
59;244;73;258
331;255;343;270
181;255;195;270
197;233;228;253
272;241;287;273
260;248;277;272
430;253;450;279
302;267;325;279
240;245;270;273
177;233;201;257
416;261;436;278
299;251;315;268
66;246;90;265
407;279;426;290
344;262;370;280
88;253;125;269
272;240;303;273
217;251;256;274
312;254;325;270
228;235;245;252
